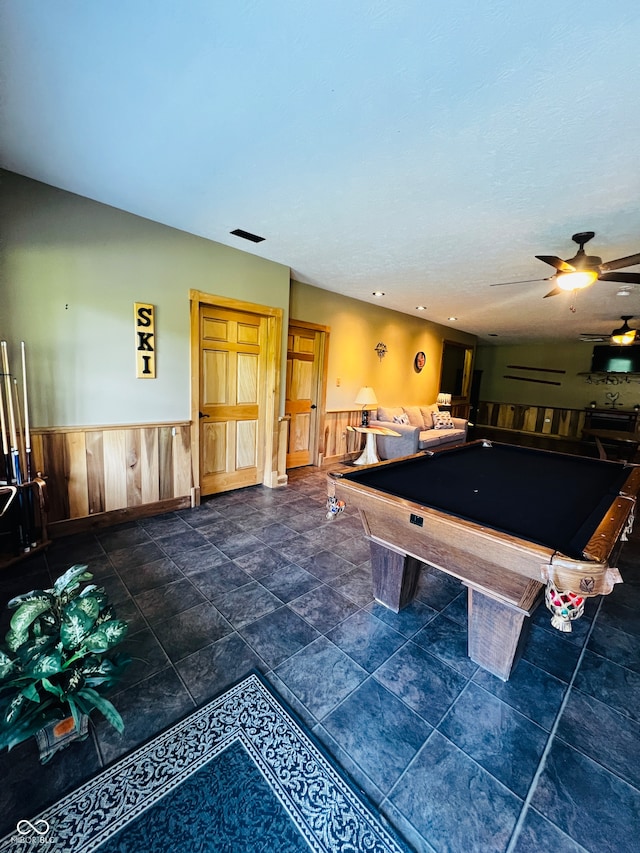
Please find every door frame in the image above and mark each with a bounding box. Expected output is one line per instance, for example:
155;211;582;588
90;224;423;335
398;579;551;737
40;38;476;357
189;290;284;498
287;319;330;467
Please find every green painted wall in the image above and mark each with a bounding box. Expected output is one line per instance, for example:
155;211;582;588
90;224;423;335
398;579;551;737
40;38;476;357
475;343;640;410
1;171;290;427
290;281;477;410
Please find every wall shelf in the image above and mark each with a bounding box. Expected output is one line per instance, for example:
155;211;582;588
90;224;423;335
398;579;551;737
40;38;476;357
578;372;640;385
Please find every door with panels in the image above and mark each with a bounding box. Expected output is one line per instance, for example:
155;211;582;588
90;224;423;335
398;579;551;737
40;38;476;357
285;324;323;468
199;305;267;495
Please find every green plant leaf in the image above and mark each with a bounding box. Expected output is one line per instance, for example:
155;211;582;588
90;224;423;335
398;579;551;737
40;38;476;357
2;692;29;725
79;586;108;611
77;688;125;733
40;678;64;698
53;565;93;596
3;630;22;653
60;606;94;650
27;651;63;679
95;605;115;626
20;634;58;668
9;599;53;641
65;669;84;694
21;683;40;703
7;590;52;610
0;701;60;751
69;594;101;624
66;696;83;733
84;620;129;653
0;650;15;679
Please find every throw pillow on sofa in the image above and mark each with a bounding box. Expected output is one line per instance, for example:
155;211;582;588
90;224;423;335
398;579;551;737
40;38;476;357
420;404;440;428
432;411;455;430
393;413;410;425
378;406;404;422
402;406;425;427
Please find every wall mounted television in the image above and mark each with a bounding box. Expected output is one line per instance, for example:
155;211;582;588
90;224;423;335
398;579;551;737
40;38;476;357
591;345;640;373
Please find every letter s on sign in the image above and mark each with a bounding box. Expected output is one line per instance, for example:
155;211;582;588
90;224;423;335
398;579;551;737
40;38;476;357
136;306;153;327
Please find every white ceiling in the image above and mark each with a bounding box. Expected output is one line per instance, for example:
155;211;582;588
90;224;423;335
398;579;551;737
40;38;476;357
2;1;640;345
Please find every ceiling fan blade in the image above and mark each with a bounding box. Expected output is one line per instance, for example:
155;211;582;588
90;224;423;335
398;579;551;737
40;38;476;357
543;287;563;298
535;255;575;272
489;278;549;287
598;272;640;284
600;253;640;272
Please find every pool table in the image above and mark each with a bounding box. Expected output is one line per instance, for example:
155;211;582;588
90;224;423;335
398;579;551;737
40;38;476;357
329;440;640;680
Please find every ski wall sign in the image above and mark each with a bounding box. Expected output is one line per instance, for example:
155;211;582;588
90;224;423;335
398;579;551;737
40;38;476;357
134;302;156;378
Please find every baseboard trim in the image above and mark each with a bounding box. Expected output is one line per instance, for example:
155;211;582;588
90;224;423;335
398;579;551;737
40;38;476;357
48;496;192;538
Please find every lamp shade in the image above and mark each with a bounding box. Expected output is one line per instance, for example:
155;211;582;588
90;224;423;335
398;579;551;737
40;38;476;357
555;270;599;291
354;386;378;407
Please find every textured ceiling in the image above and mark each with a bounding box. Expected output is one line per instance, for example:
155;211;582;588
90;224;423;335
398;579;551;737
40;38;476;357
2;1;640;344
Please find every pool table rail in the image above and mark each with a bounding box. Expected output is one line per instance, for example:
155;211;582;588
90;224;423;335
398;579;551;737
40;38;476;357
328;444;640;680
333;477;625;605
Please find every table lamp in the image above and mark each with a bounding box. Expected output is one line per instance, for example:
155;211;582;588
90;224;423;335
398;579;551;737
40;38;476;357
354;386;378;426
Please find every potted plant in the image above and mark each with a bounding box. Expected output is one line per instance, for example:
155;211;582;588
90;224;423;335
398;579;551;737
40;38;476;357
0;564;131;762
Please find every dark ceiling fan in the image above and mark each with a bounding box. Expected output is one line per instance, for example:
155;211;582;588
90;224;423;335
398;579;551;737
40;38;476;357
580;316;638;345
491;232;640;298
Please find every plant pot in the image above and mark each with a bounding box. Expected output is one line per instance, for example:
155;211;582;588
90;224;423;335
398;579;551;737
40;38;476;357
35;714;89;764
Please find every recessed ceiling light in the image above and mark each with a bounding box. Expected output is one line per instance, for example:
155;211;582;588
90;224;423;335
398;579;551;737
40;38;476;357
230;228;265;243
447;316;457;321
416;305;427;311
488;333;499;337
372;291;385;297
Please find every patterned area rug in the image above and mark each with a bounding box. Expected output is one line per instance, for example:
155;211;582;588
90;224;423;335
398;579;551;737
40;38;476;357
0;672;410;852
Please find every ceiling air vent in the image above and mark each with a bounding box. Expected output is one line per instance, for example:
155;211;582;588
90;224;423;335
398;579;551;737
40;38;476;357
230;229;265;243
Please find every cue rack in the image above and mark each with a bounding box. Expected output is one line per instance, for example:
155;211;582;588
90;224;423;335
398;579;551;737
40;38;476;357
0;340;50;568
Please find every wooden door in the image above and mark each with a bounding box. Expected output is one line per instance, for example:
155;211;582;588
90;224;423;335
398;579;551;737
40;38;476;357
286;324;323;468
199;305;266;495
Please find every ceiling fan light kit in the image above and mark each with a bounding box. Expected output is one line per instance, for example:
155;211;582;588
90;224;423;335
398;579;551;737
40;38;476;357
580;316;638;346
491;232;640;308
555;269;599;291
611;317;637;346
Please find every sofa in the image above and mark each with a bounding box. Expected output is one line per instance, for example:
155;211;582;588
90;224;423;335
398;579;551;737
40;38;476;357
370;403;468;460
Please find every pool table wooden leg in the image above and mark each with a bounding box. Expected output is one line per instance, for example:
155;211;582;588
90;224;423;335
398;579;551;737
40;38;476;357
467;588;532;681
369;541;421;613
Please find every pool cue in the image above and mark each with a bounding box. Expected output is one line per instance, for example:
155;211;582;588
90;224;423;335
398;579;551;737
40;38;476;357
19;343;36;547
0;372;10;483
1;341;28;549
13;378;27;483
0;342;21;485
21;342;33;483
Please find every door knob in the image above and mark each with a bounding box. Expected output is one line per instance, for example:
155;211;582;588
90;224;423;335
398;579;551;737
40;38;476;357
310;404;317;409
199;412;210;419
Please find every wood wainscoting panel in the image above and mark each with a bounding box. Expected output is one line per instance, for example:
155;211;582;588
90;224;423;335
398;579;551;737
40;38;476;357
41;432;70;521
324;410;365;463
31;422;192;529
85;431;105;516
103;430;128;511
477;402;585;441
173;424;193;498
66;432;90;518
141;428;160;504
125;429;143;507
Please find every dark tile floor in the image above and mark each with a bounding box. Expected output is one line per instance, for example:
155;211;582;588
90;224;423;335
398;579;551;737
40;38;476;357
2;463;640;852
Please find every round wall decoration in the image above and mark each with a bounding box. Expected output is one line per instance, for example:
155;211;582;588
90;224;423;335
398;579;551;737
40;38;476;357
414;351;426;372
